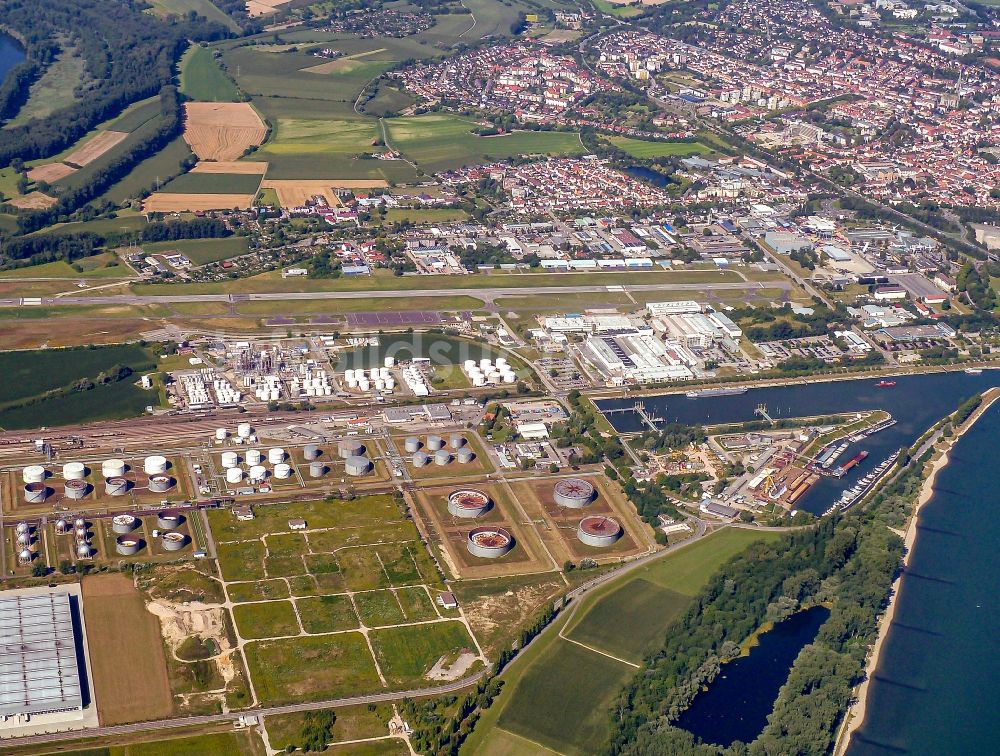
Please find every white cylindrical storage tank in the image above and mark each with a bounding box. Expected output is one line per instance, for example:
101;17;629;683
449;434;465;450
157;511;184;530
105;477;129;496
112;514;138;534
338;439;365;458
144;455;168;475
226;467;244;484
23;482;47;504
554;478;596;508
426;435;444;451
221;451;239;469
303;444;321;460
467;527;514;558
404;436;421;453
249;465;268;483
448;489;491;518
246;449;262;465
472;375;486;387
63;462;86;481
345;456;371;476
479;358;492;370
434;450;451;466
577;516;623;547
309;461;325;478
373;378;384;391
347;378;358;389
384;356;395;368
162;531;188;552
495;357;508;368
23;465;46;484
237;423;252;438
215;427;228;441
116;535;141;556
502;372;516;384
464;359;476;371
64;479;88;500
457;448;475;464
359;379;371;391
412;451;430;468
384;378;395;391
149;475;173;493
268;448;285;465
102;459;126;478
273;463;292;479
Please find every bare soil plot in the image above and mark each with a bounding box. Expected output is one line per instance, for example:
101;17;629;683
192;160;269;174
10;192;57;209
64;130;129;166
143;193;256;212
82;573;174;725
184;102;267;161
303;49;388;75
246;0;288;16
27;162;77;182
260;178;388;208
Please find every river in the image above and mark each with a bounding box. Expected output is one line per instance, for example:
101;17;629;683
847;404;1000;755
0;33;25;84
675;605;831;747
596;370;1000;514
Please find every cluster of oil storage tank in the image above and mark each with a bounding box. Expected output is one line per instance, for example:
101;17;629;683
343;367;395;393
253;375;283;402
291;369;332;397
211;377;242;404
22;456;172;503
215;423;255;443
338;439;372;476
15;521;35;564
55;516;95;560
222;446;300;485
463;358;516;387
408;435;475;467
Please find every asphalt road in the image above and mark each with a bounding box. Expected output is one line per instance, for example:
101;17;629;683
0;280;791;308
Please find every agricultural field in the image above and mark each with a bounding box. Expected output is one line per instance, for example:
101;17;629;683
99;136;195;205
146;0;241;31
180;45;240;102
208;495;483;704
468;529;782;756
0;251;129;279
382;208;469;224
384;115;585;173
265;703;396;751
159;171;263;195
0;344;159;430
184;102;267;162
82;574;174;726
608;136;715;159
143;193;256;212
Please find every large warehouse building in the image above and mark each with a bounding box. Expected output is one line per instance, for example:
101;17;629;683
0;592;85;721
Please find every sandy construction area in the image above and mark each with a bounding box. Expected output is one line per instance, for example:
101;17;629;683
184;102;267;162
261;178;388;208
144;192;256;212
10;192;57;209
27;162;77;182
65;130;129;166
192;161;269;174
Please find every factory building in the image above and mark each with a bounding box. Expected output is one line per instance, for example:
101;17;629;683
0;592;84;719
645;300;703;316
581;332;694;383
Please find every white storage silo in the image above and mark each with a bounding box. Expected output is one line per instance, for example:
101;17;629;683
63;462;86;480
268;448;285;464
273;463;292;479
102;459;126;478
359;378;371;391
375;378;385;391
221;451;239;469
22;465;46;484
247;449;262;465
237;423;252;438
384;356;395;368
144;455;168;475
249;464;268;483
385;378;395;391
215;428;228;441
226;467;244;484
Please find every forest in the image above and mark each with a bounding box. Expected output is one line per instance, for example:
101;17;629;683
0;0;228;164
